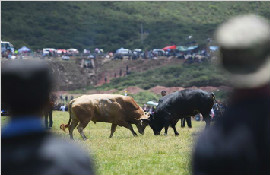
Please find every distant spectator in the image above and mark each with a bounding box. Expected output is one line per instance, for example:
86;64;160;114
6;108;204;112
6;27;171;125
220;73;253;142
65;95;68;102
161;90;167;97
119;69;122;77
158;90;167;104
60;105;66;112
60;94;63;103
44;93;56;129
143;104;147;111
126;65;129;75
181;117;192;128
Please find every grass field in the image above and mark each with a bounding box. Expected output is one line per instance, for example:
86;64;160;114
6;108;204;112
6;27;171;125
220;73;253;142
1;111;205;175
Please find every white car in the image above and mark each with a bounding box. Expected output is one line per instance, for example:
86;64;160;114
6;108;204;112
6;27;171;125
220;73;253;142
62;56;70;60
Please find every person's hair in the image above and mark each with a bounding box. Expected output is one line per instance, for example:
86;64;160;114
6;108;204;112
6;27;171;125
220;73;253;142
161;91;166;95
1;60;52;116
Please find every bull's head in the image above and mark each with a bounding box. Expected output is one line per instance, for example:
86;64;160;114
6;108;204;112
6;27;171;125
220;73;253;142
135;113;150;135
143;113;164;135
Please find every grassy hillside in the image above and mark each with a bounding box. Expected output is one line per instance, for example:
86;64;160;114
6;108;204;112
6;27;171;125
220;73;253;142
2;2;270;51
96;62;228;91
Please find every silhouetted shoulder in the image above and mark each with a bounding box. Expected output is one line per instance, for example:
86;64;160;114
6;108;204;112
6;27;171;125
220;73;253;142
40;135;96;175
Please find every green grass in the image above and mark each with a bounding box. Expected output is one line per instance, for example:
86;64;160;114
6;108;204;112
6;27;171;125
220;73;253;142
1;111;205;175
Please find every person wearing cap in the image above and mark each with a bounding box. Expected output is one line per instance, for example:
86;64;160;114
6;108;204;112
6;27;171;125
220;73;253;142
161;90;167;97
158;90;167;104
2;60;95;175
192;14;270;175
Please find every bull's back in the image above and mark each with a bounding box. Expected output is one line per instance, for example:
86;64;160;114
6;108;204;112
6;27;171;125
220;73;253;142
70;94;144;123
157;90;214;116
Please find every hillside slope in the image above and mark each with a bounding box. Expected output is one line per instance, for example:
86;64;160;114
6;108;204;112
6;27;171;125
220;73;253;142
2;2;270;51
94;61;229;91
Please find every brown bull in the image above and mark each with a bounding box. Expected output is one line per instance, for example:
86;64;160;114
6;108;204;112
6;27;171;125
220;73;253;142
62;94;149;140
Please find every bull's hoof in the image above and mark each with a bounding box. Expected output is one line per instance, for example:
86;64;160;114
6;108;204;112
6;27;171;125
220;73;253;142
83;137;88;141
175;132;179;136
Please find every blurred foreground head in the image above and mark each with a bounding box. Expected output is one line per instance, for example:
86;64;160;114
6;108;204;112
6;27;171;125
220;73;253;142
216;14;270;88
2;60;52;116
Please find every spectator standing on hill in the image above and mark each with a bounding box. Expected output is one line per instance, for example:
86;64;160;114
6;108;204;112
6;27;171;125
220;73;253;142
126;65;129;75
119;69;122;77
193;14;270;175
158;90;167;104
161;90;166;97
60;94;63;103
2;60;95;175
143;104;147;111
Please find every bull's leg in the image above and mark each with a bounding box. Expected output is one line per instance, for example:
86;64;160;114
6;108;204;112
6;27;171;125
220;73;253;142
171;122;179;136
181;118;185;128
68;119;79;140
164;125;169;135
125;123;138;136
203;114;211;129
77;121;89;141
186;117;192;128
109;124;117;138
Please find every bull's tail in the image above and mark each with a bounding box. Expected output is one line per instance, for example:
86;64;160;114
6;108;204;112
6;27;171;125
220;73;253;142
60;99;74;132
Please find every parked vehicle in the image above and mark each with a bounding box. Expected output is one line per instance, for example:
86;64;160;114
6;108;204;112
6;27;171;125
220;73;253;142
116;48;132;56
67;48;79;55
153;49;165;56
1;41;14;55
43;48;56;56
62;55;70;60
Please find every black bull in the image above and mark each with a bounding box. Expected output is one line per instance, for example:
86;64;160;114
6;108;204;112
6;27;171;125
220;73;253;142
146;89;215;135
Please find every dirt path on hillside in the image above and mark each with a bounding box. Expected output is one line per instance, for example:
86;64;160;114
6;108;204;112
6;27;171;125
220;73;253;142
96;57;184;86
149;85;232;94
55;85;231;98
